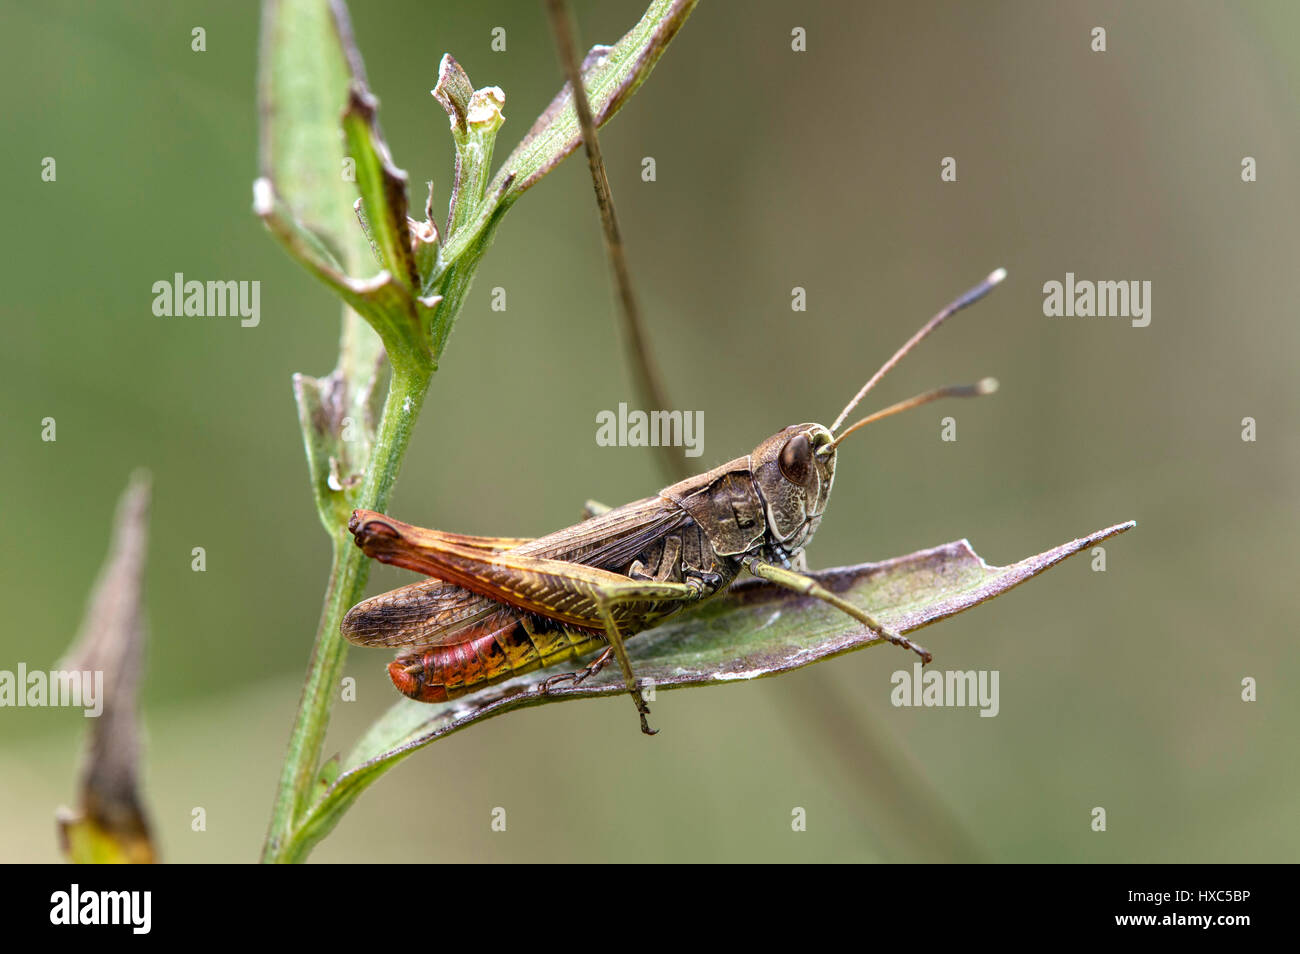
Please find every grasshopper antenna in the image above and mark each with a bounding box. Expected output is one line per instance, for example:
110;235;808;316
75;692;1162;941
829;267;1007;434
828;378;998;449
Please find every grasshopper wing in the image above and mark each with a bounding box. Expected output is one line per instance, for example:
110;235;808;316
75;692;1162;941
341;577;520;649
515;494;693;568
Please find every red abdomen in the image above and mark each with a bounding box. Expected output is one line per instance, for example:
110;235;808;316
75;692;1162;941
388;616;605;702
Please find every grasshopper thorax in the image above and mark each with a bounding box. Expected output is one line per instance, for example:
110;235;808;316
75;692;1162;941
750;423;836;560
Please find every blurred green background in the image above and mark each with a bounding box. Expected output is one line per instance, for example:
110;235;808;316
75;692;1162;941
3;0;1297;862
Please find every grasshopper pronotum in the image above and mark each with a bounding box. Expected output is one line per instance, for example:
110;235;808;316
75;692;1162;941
343;268;1006;734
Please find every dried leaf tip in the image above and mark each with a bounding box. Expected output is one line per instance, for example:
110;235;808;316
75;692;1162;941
57;471;158;864
433;53;475;136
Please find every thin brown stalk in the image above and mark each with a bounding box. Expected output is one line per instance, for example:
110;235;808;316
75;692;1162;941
544;0;685;483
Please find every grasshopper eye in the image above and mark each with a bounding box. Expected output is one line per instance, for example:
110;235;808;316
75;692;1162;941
778;433;812;485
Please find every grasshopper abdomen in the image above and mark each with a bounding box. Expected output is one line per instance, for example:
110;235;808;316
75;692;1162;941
388;614;606;702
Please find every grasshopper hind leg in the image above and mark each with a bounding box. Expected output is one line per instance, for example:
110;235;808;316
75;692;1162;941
585;578;701;736
596;600;656;735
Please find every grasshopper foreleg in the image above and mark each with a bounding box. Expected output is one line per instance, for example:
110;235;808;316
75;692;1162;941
743;556;933;664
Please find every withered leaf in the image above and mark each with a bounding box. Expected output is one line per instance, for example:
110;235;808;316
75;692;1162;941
56;471;157;864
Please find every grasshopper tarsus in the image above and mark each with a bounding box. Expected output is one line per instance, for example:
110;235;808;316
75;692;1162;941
889;629;932;663
540;646;613;695
635;696;658;736
864;620;933;664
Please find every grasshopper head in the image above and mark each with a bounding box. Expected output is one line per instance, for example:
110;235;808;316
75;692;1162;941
751;423;837;554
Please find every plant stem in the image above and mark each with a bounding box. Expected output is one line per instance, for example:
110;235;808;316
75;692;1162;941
262;359;431;863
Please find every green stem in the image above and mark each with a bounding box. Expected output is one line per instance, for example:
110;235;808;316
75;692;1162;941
262;359;431;863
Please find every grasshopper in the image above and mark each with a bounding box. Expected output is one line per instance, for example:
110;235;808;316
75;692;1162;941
342;269;1007;734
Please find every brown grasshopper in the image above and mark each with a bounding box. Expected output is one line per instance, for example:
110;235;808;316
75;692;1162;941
342;269;1007;734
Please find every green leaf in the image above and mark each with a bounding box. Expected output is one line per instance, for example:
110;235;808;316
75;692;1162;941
258;0;438;376
285;520;1135;856
422;0;699;292
292;366;385;530
490;0;699;200
257;0;371;277
342;85;419;292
